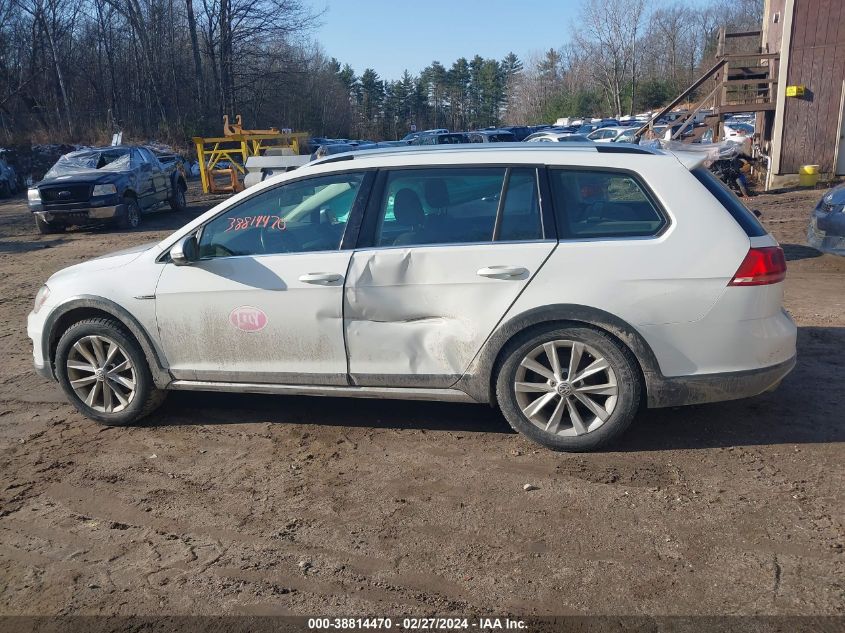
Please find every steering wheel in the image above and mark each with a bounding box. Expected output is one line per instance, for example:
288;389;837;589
259;225;302;254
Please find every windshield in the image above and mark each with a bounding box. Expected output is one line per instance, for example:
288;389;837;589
45;149;131;178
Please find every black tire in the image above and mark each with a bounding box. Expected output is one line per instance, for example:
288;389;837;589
35;214;65;234
118;196;141;230
495;324;641;452
169;181;187;211
54;317;166;426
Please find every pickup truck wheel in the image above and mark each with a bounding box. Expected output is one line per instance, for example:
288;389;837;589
119;197;141;230
54;317;167;425
35;214;65;234
169;184;186;211
495;325;641;452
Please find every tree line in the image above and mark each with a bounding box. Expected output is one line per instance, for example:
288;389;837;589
0;0;762;147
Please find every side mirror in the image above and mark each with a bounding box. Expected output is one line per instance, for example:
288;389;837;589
171;234;199;266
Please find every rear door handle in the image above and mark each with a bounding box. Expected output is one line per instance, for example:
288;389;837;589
477;265;529;279
298;272;343;284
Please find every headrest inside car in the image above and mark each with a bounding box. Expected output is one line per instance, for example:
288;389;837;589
424;179;450;208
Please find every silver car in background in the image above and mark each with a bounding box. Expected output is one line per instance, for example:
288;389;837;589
808;183;845;255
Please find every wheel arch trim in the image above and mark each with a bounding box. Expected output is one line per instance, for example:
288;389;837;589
457;303;663;405
41;295;172;388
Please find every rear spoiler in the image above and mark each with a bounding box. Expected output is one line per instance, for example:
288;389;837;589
668;150;710;171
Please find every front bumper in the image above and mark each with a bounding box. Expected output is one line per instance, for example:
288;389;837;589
808;215;845;255
647;355;796;408
35;203;126;224
27;309;54;380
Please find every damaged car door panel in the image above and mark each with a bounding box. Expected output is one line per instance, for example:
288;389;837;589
27;146;797;451
344;166;555;388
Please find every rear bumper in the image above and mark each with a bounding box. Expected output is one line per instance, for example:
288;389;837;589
647;355;796;408
35;204;125;224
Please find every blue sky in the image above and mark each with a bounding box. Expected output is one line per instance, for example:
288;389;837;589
306;0;581;80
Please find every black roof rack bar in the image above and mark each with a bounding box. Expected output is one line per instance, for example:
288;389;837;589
595;145;653;155
314;154;355;165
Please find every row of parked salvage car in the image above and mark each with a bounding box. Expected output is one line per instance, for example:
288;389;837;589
23;132;844;258
309;122;649;160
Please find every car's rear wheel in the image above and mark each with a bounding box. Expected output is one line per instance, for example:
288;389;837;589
495;325;641;452
118;196;141;230
54;318;166;425
35;214;65;234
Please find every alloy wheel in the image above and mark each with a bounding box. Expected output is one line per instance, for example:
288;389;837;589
65;335;137;413
513;339;619;436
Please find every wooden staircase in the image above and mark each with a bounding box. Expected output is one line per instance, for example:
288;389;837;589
636;28;778;140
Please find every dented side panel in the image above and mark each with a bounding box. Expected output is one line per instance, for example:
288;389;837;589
344;243;555;385
155;252;352;383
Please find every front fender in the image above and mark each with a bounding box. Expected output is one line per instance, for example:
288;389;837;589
41;295;172;388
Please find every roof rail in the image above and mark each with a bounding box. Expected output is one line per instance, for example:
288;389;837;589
312;154;354;165
595;144;654;155
307;142;663;167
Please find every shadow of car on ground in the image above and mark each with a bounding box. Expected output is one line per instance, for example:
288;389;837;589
142;326;844;452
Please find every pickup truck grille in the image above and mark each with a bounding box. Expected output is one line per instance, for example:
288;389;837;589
39;184;92;203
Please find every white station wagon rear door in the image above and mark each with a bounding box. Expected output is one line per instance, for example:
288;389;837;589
344;166;556;387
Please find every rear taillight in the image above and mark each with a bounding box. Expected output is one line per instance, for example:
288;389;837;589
729;246;787;286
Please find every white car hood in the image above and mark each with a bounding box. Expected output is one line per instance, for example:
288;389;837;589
48;242;156;284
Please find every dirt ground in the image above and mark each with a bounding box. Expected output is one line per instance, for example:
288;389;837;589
0;181;842;617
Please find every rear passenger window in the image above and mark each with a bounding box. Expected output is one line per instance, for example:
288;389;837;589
550;169;666;238
498;168;542;241
373;168;542;247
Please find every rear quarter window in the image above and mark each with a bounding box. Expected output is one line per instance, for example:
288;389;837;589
549;168;667;238
692;167;767;237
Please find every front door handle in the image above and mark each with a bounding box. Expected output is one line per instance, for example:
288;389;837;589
298;272;343;285
477;265;529;279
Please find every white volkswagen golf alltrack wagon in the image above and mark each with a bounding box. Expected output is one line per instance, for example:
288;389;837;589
27;144;797;451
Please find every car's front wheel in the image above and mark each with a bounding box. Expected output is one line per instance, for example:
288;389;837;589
495;325;641;452
54;318;166;425
118;197;141;230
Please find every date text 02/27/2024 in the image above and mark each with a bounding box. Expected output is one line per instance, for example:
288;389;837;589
306;617;527;630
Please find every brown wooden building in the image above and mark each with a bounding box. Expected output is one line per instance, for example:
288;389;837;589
763;0;845;187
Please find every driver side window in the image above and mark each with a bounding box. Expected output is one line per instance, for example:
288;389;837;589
198;173;364;258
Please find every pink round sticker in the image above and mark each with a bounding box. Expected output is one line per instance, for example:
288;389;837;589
229;306;268;332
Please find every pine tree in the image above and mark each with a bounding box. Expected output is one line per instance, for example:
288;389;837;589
447;58;470;131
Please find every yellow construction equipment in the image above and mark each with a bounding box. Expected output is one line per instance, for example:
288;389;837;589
193;116;307;194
